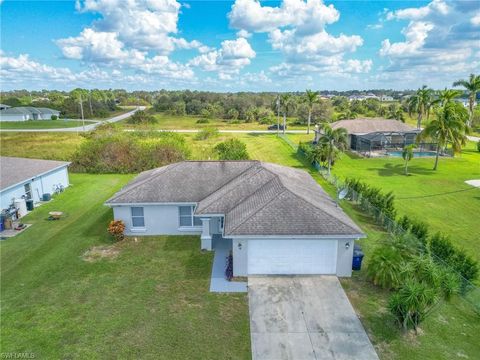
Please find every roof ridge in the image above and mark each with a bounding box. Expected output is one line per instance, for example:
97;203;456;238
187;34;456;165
106;162;181;202
196;164;264;212
196;161;261;206
282;186;362;234
225;176;286;235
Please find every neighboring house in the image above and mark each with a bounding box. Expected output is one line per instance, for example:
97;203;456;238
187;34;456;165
0;104;11;111
0;157;70;209
0;107;61;121
380;95;394;102
105;161;365;277
454;98;477;108
314;118;419;152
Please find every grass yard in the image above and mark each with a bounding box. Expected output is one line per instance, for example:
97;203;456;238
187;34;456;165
119;112;306;130
0;119;88;129
0;174;250;359
288;134;480;262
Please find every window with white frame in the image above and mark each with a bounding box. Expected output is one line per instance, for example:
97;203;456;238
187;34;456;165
179;206;202;227
131;207;145;228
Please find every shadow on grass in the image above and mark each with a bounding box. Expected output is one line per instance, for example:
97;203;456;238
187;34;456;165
368;163;435;177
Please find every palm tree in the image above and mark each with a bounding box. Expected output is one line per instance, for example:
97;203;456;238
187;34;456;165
402;144;416;176
303;89;319;135
408;85;434;129
317;123;348;175
453;73;480;127
436;88;462;106
420;102;468;170
280;93;294;135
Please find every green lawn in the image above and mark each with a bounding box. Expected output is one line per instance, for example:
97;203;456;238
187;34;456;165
119;112;307;130
0;119;88;129
0;174;250;359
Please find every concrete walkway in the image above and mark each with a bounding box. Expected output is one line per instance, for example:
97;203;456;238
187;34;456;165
209;237;247;293
248;276;378;360
0;106;145;133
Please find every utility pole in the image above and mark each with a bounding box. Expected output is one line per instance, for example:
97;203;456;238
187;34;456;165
276;95;280;137
79;93;85;132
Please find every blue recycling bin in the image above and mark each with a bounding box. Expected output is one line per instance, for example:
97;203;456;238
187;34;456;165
352;246;364;271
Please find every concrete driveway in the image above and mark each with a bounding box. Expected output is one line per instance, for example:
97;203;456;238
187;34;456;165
248;276;378;360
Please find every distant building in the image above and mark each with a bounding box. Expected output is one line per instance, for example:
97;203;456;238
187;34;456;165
0;104;11;111
454;98;477;108
380;95;394;102
348;94;379;101
0;107;60;122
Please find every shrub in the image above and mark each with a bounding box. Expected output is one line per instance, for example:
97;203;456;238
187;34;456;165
366;245;406;289
51;115;58;120
214;139;249;160
477;140;480;152
388;279;437;332
195;127;219;140
127;110;157;124
196;118;209;124
409;220;429;246
71;131;190;173
108;220;125;242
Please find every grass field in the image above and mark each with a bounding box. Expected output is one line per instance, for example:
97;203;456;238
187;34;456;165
0;174;250;359
0;119;87;129
119;112;306;130
1;131;478;359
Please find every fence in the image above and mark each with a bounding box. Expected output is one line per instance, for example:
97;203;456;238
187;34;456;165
279;133;480;314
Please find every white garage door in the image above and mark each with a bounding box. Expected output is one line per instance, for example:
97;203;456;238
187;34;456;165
248;239;338;275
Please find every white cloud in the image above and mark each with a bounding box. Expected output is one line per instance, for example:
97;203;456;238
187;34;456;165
380;21;434;56
386;0;450;21
471;12;480;26
189;37;256;78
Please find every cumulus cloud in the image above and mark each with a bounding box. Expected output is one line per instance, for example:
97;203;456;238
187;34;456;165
189;37;256;78
228;0;369;76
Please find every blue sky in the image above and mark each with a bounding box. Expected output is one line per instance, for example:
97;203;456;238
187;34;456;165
1;0;479;91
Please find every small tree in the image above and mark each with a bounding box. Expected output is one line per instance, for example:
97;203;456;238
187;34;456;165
51;114;58;120
214;139;249;160
108;220;125;242
402;144;416;176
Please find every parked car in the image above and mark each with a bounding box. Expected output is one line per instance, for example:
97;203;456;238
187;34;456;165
268;124;286;130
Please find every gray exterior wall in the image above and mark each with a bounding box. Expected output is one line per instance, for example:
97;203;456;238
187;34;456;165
0;166;69;209
336;238;355;277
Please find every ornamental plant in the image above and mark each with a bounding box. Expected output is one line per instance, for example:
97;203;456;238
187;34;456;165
108;220;125;242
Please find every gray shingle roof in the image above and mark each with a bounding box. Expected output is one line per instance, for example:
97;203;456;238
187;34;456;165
0;107;60;116
0;157;70;191
106;161;364;237
327;118;415;134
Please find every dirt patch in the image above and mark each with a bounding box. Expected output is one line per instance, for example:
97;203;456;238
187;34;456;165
82;245;120;262
232;276;248;282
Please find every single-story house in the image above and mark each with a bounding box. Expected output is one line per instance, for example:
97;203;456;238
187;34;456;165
0;157;70;210
0;107;61;122
314;118;420;152
0;104;11;111
105;161;365;277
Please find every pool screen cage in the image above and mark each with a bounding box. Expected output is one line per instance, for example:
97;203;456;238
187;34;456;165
350;131;437;156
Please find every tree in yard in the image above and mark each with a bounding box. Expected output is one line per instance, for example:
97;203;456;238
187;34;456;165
280;93;295;135
317;123;348;175
214;139;249;160
408;85;434;129
303;89;319;134
436;88;462;107
402;144;416;176
420;102;468;170
453;73;480;127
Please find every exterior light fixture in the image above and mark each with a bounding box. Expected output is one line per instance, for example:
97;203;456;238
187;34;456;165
238;242;242;250
345;242;350;250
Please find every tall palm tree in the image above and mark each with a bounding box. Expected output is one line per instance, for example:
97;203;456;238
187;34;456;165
420;102;468;170
280;93;294;135
408;85;434;129
436;88;462;106
453;73;480;127
303;89;319;135
317;123;348;175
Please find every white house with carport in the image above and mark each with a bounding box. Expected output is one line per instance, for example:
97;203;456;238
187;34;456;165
0;107;61;121
0;157;70;210
105;161;365;277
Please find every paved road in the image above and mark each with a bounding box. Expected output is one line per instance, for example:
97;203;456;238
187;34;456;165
0;107;145;133
248;276;378;360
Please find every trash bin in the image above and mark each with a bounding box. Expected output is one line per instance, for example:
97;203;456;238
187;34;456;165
352;246;364;271
42;193;51;201
26;199;34;211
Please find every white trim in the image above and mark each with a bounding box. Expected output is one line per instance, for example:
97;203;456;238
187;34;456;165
227;234;364;239
177;226;202;232
106;202;197;207
0;163;70;193
130;227;146;233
